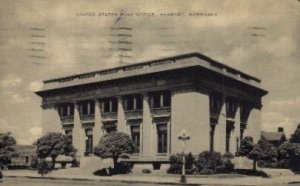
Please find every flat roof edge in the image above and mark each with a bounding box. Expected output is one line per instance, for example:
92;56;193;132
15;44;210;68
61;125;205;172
43;52;261;84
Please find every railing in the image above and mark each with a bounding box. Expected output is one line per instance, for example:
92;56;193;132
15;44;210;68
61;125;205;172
101;112;117;121
60;116;74;124
79;114;95;122
43;53;261;90
150;107;171;117
124;110;143;119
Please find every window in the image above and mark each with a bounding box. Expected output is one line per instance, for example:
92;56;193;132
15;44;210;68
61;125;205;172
65;130;73;143
103;122;117;133
59;104;74;117
124;95;143;111
210;95;222;111
226;121;234;152
79;101;95;115
130;125;140;153
157;124;168;153
85;129;93;155
150;91;171;108
101;97;118;113
25;156;29;163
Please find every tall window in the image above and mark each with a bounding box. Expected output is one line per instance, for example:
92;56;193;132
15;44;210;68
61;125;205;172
157;124;168;153
103;122;117;133
209;94;222;114
124;94;143;111
59;104;74;117
101;97;118;113
85;128;93;155
130;125;140;153
79;101;95;115
226;121;234;152
226;98;237;118
65;130;73;143
150;91;171;108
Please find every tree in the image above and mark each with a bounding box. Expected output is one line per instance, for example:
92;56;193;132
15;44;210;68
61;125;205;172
37;159;49;177
290;123;300;143
239;136;277;171
0;132;18;168
94;132;134;168
36;132;77;169
278;142;300;171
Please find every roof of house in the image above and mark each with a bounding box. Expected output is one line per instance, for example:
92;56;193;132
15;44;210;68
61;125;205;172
11;145;36;156
261;131;286;141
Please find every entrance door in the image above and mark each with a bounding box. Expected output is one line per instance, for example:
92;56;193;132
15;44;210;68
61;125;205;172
85;129;93;156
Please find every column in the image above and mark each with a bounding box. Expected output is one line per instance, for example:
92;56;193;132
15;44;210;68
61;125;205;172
240;123;247;141
231;105;240;154
41;105;62;135
171;90;209;155
214;97;227;154
73;102;85;157
209;124;216;152
117;96;127;133
244;107;261;143
93;99;103;148
142;93;153;156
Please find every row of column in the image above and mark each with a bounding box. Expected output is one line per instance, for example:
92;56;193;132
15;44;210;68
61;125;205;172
209;97;251;154
69;93;168;157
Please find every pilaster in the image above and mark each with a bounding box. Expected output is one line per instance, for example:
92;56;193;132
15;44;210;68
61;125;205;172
117;96;127;133
73;102;85;157
142;93;153;156
214;97;227;154
93;99;103;147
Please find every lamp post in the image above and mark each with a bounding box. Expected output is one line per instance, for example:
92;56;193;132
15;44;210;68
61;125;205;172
178;129;190;184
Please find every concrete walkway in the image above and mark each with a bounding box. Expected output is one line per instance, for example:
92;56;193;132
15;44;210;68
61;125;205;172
3;169;300;185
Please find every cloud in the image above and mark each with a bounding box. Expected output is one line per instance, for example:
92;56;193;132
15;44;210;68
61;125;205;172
269;96;300;107
12;93;29;103
263;37;297;57
0;118;16;133
28;81;43;92
0;91;29;104
0;74;22;87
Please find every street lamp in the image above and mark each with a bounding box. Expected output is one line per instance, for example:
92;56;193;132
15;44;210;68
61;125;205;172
178;129;190;184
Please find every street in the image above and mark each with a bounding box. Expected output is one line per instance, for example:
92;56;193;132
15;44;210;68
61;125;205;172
1;178;176;186
2;177;300;186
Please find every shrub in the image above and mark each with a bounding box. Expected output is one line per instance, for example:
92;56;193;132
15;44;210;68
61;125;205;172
198;168;215;175
37;159;50;176
194;151;223;174
36;132;77;170
218;152;234;173
167;153;194;174
94;132;134;169
30;155;38;169
113;162;132;174
222;152;234;159
71;159;80;168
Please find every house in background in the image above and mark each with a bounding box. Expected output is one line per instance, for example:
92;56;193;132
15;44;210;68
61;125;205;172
9;145;36;169
261;127;287;147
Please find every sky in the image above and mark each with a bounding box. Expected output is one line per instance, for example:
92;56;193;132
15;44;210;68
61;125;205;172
0;0;299;145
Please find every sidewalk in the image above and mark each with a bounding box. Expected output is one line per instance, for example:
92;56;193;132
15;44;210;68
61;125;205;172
3;169;300;185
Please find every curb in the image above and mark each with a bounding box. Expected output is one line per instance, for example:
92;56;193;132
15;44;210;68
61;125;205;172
4;175;201;185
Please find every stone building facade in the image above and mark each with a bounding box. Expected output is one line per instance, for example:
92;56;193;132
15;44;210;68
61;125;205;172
35;52;267;164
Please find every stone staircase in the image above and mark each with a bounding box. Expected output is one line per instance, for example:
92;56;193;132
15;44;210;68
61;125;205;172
80;156;113;170
259;168;295;178
232;156;295;178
